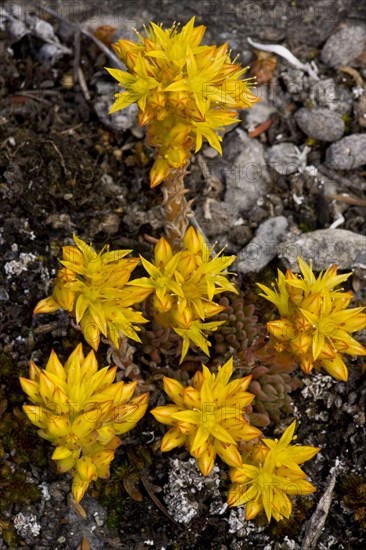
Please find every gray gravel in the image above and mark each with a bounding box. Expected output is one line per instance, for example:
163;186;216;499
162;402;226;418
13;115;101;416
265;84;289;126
236;216;289;274
224;129;269;213
321;23;366;67
278;228;366;271
94;82;138;132
325;134;366;170
295;107;345;142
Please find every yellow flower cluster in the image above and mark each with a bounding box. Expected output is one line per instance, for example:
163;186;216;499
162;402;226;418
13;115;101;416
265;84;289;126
107;17;259;186
20;345;148;503
151;357;261;475
34;235;151;350
131;226;237;361
258;258;366;381
228;421;319;522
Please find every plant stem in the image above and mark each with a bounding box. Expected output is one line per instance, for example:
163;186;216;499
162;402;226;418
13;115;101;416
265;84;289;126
161;165;193;252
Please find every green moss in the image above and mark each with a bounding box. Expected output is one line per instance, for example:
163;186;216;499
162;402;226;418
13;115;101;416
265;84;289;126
0;352;26;405
341;113;351;133
96;446;153;530
264;497;314;539
2;526;21;547
0;409;49;467
298;221;314;233
0;464;41;511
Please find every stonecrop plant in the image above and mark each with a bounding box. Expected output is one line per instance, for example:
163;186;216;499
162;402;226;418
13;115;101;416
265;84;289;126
34;235;151;350
228;421;319;521
131;226;238;361
107;16;261;249
151;357;262;475
22;15;366;526
20;345;148;503
258;258;366;381
107;16;259;187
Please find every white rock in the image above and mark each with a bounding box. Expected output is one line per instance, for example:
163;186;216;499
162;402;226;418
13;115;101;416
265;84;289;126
278;229;366;271
224;129;270;213
236;216;289;273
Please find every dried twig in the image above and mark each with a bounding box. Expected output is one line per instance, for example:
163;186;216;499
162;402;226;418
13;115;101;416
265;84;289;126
301;460;341;550
73;27;81;84
330;193;366;207
45;139;67;174
319;165;366;192
67;493;87;519
248;117;273;138
140;471;180;526
338;66;365;88
77;66;91;100
197;154;224;196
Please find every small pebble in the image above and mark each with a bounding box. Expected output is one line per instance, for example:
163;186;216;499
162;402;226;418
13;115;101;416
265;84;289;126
203;146;219;159
321;24;366;67
325;134;366;170
94;83;138;132
224;129;270;212
295;107;345;142
266;143;303;175
279;228;366;271
0;287;9;300
236;216;289;274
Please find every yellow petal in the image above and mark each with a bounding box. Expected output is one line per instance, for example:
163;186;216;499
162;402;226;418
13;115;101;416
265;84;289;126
245;501;263;520
320;356;348;381
150;405;182;425
33;296;60;314
56;454;77;473
210;424;237;445
52;446;72;460
76;456;98;482
215;440;242;468
47;415;71;438
19;378;41;403
161;427;187;452
23;404;48;428
150;158;171;187
190;425;210;453
163;377;185;406
155;237;173;265
197;443;216;476
283;478;316;495
72;474;90;503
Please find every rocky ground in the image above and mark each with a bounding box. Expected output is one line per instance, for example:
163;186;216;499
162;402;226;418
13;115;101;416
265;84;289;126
0;1;366;549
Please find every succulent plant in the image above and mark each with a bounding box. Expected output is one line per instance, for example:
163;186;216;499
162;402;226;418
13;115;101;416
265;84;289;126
211;294;301;427
258;257;366;381
140;319;183;365
131;227;237;362
236;344;302;427
228;420;319;522
107;17;259;187
212;295;260;357
151;357;261;476
342;474;366;529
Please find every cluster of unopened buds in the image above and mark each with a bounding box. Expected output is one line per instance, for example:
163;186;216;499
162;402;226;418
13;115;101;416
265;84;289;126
20;345;148;502
20;15;366;526
34;228;236;362
258;258;366;381
107;17;259;186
